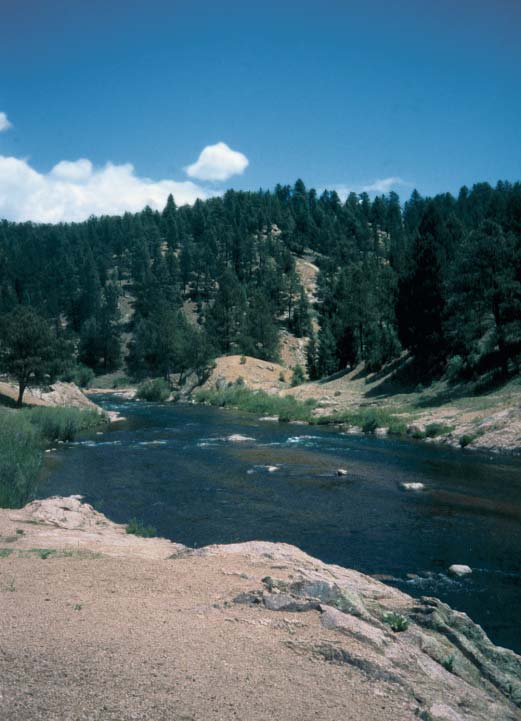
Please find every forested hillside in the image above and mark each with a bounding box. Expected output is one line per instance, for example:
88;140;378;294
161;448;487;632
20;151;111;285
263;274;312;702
1;180;520;393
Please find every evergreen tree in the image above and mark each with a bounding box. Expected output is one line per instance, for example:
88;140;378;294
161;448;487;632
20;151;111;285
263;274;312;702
0;306;70;404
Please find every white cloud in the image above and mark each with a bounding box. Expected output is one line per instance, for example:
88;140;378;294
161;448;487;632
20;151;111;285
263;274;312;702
330;177;412;200
361;176;410;193
0;112;12;132
328;185;353;200
185;141;249;182
0;155;214;223
50;158;93;181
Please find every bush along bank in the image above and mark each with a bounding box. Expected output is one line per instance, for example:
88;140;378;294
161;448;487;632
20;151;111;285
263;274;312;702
194;386;461;446
0;406;106;508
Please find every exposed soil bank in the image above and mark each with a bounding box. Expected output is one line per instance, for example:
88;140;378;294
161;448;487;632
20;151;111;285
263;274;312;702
1;496;520;721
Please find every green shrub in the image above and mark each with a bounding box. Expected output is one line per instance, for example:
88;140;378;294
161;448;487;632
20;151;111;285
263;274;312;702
240;355;247;365
445;355;464;382
136;379;171;402
362;413;378;434
425;423;453;438
441;654;455;673
383;611;409;632
126;518;157;537
195;386;315;422
459;434;476;448
61;364;95;388
37;548;55;559
313;407;406;437
291;364;306;387
23;406;103;442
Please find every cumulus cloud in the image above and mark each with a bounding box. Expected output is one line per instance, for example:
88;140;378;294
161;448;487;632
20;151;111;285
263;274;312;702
330;177;411;200
185;141;249;182
0;155;214;223
0;112;12;132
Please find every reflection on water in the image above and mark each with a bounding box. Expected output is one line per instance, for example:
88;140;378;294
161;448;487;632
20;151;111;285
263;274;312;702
40;395;521;653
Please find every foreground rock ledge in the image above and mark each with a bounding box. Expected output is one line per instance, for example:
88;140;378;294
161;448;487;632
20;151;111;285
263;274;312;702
0;497;520;721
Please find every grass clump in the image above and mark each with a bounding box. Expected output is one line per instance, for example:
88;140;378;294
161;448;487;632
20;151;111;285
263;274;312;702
126;518;157;537
23;406;103;442
383;611;409;632
36;548;55;559
0;548;14;558
136;379;171;402
315;407;407;436
424;423;454;438
0;410;43;508
195;386;316;422
0;406;105;509
459;434;477;448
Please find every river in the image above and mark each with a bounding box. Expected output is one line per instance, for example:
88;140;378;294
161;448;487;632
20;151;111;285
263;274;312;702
39;394;521;654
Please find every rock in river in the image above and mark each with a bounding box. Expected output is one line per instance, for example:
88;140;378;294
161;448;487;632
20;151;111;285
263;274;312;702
400;482;425;491
226;434;255;443
448;564;472;577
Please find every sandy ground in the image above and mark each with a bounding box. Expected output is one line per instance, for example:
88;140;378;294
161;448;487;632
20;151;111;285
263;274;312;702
0;555;420;721
201;355;293;392
1;497;520;721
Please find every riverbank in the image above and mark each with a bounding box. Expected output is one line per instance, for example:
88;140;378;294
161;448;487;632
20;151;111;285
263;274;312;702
191;354;521;454
1;495;520;721
0;382;108;507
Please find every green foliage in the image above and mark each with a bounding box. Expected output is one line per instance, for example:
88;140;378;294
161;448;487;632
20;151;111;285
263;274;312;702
126;518;157;537
314;407;407;436
362;413;379;434
23;406;103;442
136;379;171;402
291;364;306;386
0;406;104;508
37;548;55;559
425;422;454;438
195;386;316;422
383;611;409;632
441;654;455;673
0;410;43;508
128;306;214;384
459;434;477;448
61;364;95;388
0;306;72;405
0;178;520;389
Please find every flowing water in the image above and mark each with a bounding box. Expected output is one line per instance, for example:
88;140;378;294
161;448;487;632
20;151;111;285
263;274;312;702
40;394;521;653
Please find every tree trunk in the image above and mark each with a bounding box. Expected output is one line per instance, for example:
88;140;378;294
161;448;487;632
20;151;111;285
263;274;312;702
17;381;26;407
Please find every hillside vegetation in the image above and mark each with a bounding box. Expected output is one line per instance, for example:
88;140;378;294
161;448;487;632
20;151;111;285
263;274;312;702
0;179;520;404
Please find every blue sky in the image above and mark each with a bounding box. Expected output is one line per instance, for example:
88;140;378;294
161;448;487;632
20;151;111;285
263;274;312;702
0;0;520;221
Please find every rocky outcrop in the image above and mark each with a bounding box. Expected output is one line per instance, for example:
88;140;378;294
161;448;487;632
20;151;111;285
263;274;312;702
1;497;520;721
0;380;100;411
